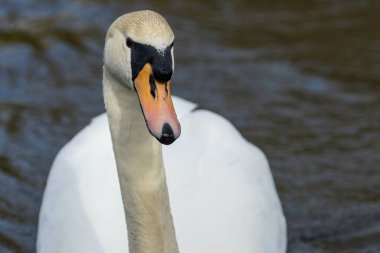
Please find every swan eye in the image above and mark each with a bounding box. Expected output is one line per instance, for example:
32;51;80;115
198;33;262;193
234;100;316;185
126;37;134;48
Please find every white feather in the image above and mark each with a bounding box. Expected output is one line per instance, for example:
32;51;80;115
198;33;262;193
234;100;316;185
37;10;286;253
37;96;286;253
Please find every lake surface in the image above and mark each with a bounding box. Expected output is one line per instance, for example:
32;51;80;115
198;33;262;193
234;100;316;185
0;0;379;252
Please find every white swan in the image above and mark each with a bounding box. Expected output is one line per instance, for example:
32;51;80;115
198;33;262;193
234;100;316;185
37;10;286;253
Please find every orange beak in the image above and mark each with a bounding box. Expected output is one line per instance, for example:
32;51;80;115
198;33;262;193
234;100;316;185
133;63;180;145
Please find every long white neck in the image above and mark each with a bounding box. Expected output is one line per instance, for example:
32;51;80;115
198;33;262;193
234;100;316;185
103;68;179;253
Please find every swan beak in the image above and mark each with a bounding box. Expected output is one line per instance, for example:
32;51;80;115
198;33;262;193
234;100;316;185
133;63;181;145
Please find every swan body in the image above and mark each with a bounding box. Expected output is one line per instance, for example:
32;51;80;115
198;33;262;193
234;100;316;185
37;11;286;253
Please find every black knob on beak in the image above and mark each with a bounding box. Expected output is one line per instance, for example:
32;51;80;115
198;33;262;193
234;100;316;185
153;66;172;83
152;49;173;83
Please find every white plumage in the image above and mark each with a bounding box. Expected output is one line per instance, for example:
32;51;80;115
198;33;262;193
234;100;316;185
38;97;286;253
37;10;286;253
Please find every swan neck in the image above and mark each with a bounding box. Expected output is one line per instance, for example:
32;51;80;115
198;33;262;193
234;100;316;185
103;68;179;253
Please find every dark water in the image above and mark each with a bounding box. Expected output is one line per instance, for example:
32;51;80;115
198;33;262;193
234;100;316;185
0;0;379;252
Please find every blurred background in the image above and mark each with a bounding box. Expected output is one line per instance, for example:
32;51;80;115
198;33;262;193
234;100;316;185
0;0;379;252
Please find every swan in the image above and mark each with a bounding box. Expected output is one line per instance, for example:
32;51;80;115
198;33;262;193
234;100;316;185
37;10;286;253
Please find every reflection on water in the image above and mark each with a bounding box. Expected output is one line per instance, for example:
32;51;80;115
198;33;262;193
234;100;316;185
0;0;379;252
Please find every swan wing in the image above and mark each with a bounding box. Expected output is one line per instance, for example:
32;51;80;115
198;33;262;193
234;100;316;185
37;96;196;253
37;96;286;253
164;108;287;253
37;112;128;253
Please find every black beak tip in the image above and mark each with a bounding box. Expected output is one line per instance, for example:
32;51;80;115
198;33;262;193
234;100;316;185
159;123;176;145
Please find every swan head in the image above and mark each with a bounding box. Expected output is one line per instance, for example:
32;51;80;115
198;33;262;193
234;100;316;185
104;10;180;145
